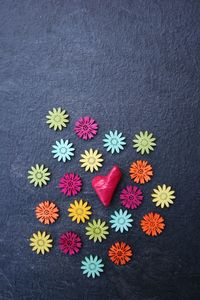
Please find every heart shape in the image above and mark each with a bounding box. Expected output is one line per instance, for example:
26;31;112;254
92;165;122;207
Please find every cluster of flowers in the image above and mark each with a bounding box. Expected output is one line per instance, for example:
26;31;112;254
28;107;175;279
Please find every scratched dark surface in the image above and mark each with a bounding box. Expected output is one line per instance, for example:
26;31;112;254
0;0;200;299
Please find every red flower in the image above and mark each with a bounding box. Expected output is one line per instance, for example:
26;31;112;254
120;186;143;209
59;232;82;255
59;173;82;197
129;160;153;184
35;201;59;224
74;116;98;140
140;212;165;236
108;242;133;265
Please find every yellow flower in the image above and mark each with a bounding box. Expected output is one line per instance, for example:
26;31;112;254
152;184;175;208
80;149;103;172
29;231;53;255
46;107;69;131
68;199;92;223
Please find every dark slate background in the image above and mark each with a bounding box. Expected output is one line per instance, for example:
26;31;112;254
0;0;200;299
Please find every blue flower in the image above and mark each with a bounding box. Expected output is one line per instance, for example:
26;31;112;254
81;255;104;278
103;130;126;154
52;139;75;162
110;209;133;233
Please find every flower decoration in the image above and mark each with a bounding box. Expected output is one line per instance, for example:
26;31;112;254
59;232;82;255
140;212;165;236
129;160;153;184
35;201;59;224
86;219;109;242
59;173;82;197
74;116;98;140
80;149;103;172
68;199;92;223
120;185;143;209
110;209;133;233
81;255;104;278
133;131;156;155
152;184;175;208
29;231;53;255
108;242;133;265
28;164;51;187
46;107;69;131
103;130;126;154
52;139;75;162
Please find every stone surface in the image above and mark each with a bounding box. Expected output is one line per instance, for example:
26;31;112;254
0;1;200;299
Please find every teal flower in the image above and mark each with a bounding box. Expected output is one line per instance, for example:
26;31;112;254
52;139;75;162
103;130;126;154
110;209;133;233
81;255;104;278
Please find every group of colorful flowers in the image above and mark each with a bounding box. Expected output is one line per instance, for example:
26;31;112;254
30;196;134;275
28;107;176;279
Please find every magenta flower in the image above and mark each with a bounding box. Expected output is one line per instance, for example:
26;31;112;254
120;186;143;209
59;173;82;197
74;116;98;140
59;232;82;255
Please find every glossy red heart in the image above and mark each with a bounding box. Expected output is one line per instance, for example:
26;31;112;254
92;165;122;207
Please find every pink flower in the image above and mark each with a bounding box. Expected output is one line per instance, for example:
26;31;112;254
120;186;143;209
74;116;98;140
59;173;82;197
59;232;82;255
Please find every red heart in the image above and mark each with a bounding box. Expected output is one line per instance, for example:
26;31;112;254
92;165;122;207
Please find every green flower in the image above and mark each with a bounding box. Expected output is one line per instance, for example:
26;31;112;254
28;164;51;187
133;131;156;154
81;255;104;278
86;219;109;242
103;130;126;154
46;107;69;131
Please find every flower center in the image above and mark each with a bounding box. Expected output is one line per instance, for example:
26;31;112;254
54;115;61;122
129;195;135;201
111;138;117;145
141;139;148;146
44;210;49;215
138;169;143;174
89;263;96;270
37;239;44;246
67;181;73;187
94;227;101;234
160;193;167;200
118;217;125;225
36;172;43;179
76;208;83;215
149;221;155;228
117;250;122;257
83;125;88;131
88;157;95;164
60;147;67;154
66;240;72;246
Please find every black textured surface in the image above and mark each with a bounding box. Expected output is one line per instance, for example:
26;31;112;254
0;1;200;300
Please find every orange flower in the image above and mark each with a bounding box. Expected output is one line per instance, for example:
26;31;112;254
129;160;153;184
108;242;133;265
140;212;165;236
35;201;59;224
